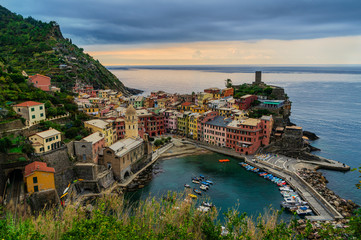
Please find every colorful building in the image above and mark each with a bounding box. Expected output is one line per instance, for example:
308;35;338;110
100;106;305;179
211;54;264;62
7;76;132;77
237;94;258;110
188;113;200;139
204;116;232;147
197;111;218;141
84;119;113;146
24;161;55;194
28;74;51;91
177;112;190;135
226;116;273;155
13;101;46;126
29;128;62;154
74;132;105;163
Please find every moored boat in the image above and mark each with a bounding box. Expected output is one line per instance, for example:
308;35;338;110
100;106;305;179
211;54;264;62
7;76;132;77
188;194;198;199
205;180;214;185
200;184;209;191
193;188;202;195
184;184;191;188
192;180;200;184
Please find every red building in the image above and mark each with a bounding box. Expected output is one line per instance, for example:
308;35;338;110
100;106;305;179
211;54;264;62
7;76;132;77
236;94;257;110
138;113;165;137
221;88;234;98
197;111;219;141
29;74;51;91
226;116;273;155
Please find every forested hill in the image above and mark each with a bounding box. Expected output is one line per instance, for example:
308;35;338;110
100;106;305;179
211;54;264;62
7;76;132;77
0;5;137;94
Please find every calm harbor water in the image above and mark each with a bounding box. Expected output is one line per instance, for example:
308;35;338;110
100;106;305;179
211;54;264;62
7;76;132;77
125;153;292;220
111;65;361;207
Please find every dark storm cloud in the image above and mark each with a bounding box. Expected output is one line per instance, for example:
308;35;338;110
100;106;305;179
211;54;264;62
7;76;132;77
2;0;361;45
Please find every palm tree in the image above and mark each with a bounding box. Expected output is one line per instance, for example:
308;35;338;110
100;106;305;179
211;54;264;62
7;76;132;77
225;79;232;88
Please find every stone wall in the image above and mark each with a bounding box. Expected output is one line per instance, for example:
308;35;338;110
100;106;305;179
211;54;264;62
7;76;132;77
40;147;75;195
66;140;75;159
74;163;97;180
0;119;24;132
28;189;60;212
73;141;93;162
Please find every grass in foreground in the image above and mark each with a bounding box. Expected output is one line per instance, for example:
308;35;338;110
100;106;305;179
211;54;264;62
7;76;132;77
0;192;360;239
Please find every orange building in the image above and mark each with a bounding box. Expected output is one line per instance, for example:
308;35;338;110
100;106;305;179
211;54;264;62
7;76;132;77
24;161;55;194
29;74;51;91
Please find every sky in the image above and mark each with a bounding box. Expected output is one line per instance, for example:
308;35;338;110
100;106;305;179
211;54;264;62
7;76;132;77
2;0;361;65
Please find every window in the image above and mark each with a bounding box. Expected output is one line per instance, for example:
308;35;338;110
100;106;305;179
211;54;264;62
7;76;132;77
48;146;50;150
40;106;43;110
34;186;39;192
40;113;44;117
33;177;38;184
18;108;20;112
56;136;58;139
31;107;35;112
32;115;35;119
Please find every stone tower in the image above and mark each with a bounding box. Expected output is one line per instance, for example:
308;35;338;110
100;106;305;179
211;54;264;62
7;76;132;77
253;71;264;85
125;104;138;139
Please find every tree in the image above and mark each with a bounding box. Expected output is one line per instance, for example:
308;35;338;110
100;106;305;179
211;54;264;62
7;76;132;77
154;139;163;147
0;137;12;153
225;79;232;88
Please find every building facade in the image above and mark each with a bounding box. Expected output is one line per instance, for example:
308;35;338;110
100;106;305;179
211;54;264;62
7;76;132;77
13;101;46;126
29;128;62;154
24;161;55;193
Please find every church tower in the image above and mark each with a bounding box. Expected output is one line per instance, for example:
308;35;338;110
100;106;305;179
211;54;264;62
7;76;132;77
125;104;138;139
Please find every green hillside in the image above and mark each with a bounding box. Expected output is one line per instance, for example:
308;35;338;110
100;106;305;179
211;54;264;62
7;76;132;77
0;5;137;94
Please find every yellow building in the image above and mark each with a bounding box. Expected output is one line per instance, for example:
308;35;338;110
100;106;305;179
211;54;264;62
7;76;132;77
157;98;168;109
197;92;213;106
191;107;206;114
29;128;62;154
177;112;191;135
125;105;139;139
13;101;46;126
84;119;113;146
84;107;100;117
188;113;200;140
217;107;233;117
24;161;55;194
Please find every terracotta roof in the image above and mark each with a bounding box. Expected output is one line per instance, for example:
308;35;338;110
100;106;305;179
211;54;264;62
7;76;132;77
14;101;43;107
29;74;50;80
24;161;55;177
181;102;193;106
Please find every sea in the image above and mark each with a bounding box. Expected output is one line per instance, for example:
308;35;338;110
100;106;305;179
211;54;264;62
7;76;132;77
109;65;361;215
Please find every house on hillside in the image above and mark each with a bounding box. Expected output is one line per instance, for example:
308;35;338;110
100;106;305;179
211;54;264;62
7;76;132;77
13;101;46;126
28;74;51;91
24;161;55;194
29;128;62;154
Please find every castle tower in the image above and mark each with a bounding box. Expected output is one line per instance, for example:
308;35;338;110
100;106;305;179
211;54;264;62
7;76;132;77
253;71;264;85
125;104;138;139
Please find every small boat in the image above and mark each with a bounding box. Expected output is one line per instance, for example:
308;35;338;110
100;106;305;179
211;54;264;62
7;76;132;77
202;202;214;208
184;184;191;188
197;206;210;212
200;185;209;191
279;186;293;191
192;180;200;184
199;175;205;179
201;181;210;186
188;194;198;199
296;206;312;215
205;180;214;185
193;188;202;195
219;159;230;162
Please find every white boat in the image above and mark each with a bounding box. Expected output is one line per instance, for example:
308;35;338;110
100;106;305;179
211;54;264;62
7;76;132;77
296;206;312;215
280;191;298;198
200;184;209;191
192;180;200;184
197;206;210;212
279;186;293;192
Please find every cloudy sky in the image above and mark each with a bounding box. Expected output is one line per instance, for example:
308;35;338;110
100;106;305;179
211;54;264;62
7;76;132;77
2;0;361;65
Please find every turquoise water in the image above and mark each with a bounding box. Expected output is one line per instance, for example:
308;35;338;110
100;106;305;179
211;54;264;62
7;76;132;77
125;153;293;220
112;65;361;208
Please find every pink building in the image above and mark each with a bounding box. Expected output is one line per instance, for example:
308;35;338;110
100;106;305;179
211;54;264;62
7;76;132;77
197;111;218;141
163;110;178;132
74;132;105;164
236;94;258;110
29;74;51;91
203;116;232;147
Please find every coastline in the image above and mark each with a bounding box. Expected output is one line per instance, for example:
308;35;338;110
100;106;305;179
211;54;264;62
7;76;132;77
158;138;211;160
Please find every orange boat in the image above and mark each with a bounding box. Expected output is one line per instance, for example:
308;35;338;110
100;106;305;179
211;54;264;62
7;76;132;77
219;159;230;162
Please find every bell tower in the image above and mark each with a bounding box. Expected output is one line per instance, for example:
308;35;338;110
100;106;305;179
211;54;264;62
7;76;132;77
125;104;138;139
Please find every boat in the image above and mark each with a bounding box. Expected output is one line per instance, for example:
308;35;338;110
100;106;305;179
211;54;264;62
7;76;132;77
202;202;214;208
201;181;210;186
193;188;202;195
279;186;293;191
192;180;200;184
296;206;312;215
205;180;214;185
188;194;198;199
197;206;210;212
200;185;209;191
199;175;205;179
219;159;230;162
184;184;191;188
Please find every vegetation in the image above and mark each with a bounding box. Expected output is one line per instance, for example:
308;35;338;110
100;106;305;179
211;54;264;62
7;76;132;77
248;109;272;119
0;5;129;93
154;137;172;147
233;84;275;99
0;193;360;239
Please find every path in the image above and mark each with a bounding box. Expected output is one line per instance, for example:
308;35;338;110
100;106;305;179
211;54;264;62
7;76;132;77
185;139;346;221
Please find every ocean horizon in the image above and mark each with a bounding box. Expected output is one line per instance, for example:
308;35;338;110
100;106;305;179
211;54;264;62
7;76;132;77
110;65;361;206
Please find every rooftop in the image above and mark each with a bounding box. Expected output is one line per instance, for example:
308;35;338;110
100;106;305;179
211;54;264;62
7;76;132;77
206;116;233;128
82;132;104;144
228;118;261;128
32;128;61;139
85;119;110;129
24;161;55;177
14;101;44;107
109;138;144;157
